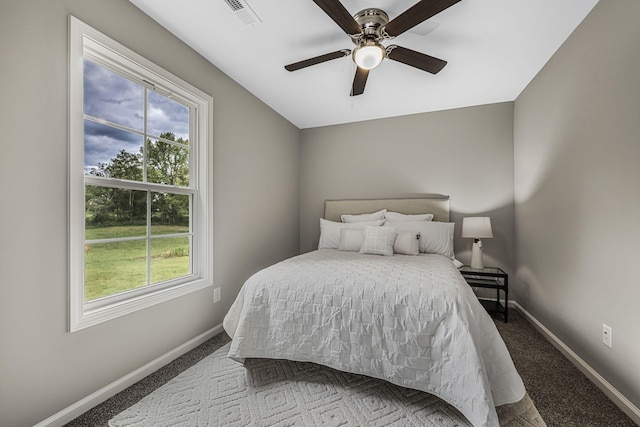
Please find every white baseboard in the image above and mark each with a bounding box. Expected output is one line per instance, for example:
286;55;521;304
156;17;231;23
511;301;640;425
34;323;224;427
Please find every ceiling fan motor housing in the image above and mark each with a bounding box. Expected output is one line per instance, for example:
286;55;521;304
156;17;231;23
352;8;389;44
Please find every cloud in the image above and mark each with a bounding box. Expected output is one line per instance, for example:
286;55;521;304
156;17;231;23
84;59;144;131
148;91;189;140
84;120;143;170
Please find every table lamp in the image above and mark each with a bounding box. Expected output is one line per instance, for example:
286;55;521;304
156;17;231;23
461;217;493;269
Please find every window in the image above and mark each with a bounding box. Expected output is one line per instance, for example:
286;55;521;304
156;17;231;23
69;17;213;332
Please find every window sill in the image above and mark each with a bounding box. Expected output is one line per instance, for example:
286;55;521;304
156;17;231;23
70;277;213;332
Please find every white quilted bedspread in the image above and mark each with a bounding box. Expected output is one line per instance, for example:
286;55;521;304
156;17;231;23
224;250;525;427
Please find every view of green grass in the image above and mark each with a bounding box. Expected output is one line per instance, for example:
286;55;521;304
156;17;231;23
85;224;189;240
84;225;190;301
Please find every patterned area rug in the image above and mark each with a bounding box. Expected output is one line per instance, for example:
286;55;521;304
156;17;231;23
109;343;546;427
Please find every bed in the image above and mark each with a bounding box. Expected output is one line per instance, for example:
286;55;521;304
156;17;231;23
223;197;525;427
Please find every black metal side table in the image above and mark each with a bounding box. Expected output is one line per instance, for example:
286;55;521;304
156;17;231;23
459;266;508;322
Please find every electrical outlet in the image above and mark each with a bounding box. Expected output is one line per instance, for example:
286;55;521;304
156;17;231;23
602;324;612;348
213;287;221;303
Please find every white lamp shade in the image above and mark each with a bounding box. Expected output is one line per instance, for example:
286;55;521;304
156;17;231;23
461;217;493;239
353;44;384;70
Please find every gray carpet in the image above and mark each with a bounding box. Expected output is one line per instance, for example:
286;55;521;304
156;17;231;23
65;310;637;427
107;342;544;427
497;311;637;427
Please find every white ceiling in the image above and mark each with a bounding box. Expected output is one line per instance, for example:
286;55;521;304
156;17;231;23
130;0;599;129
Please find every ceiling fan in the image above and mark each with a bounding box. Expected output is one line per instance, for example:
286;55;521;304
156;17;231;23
284;0;462;96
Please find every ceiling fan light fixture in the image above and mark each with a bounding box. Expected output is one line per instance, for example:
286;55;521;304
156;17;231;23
353;42;385;70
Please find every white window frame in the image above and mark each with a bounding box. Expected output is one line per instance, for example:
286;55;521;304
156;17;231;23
69;16;213;332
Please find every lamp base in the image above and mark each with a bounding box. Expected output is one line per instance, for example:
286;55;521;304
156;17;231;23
470;241;484;269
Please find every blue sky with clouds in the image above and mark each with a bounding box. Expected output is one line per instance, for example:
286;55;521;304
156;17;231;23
83;59;189;171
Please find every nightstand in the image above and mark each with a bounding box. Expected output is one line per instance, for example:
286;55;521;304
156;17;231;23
459;266;508;323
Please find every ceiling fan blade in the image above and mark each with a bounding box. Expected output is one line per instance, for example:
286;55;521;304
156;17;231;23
285;49;351;72
386;45;447;74
313;0;362;36
350;67;369;96
383;0;461;38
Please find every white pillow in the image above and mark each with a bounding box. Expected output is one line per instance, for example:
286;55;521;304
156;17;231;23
341;209;386;223
393;231;421;256
385;221;455;258
318;218;384;249
359;226;397;256
385;211;434;222
338;228;364;252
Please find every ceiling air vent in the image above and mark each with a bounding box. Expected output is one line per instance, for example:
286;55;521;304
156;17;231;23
224;0;262;26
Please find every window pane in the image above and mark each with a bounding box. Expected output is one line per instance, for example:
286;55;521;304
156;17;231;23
84;240;147;301
151;192;190;235
147;91;189;141
85;186;147;239
147;139;190;186
150;236;191;284
84;120;144;178
83;59;144;131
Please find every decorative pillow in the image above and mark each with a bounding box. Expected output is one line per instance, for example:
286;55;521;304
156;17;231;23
341;209;387;223
385;221;455;258
393;231;421;256
318;218;384;249
359;226;397;256
384;211;434;222
338;228;364;252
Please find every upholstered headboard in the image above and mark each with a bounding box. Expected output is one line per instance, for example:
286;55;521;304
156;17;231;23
324;197;450;222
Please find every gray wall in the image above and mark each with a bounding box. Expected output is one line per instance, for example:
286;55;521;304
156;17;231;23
0;1;299;426
300;102;516;274
514;0;640;410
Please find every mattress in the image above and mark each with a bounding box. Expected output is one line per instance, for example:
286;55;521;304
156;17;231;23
223;249;525;427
